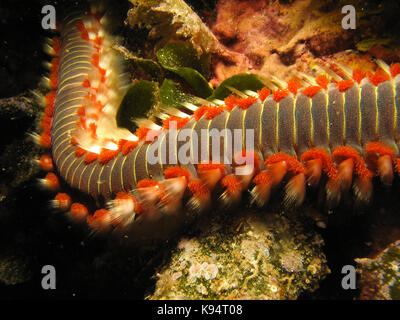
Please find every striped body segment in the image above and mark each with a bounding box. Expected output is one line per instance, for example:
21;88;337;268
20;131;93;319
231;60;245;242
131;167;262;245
36;8;400;238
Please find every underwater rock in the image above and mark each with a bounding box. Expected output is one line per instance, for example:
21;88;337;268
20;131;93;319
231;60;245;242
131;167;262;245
0;253;32;286
356;240;400;300
149;210;330;299
210;0;356;84
0;94;42;220
209;0;400;86
127;0;222;55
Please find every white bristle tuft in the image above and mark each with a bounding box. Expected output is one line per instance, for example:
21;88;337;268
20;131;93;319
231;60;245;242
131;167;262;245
211;99;225;105
244;90;258;97
134;119;161;130
335;63;353;79
28;132;41;146
296;72;317;86
225;85;247;98
182;102;199;111
376;59;391;75
271;76;288;88
108;198;136;227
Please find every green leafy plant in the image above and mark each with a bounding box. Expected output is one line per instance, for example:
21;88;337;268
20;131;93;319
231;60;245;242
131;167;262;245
117;41;267;132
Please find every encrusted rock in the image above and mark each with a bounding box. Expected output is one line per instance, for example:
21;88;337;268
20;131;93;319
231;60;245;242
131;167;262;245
356;240;400;300
149;210;330;299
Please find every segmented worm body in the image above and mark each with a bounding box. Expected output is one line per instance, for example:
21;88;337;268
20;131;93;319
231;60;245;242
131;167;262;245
36;7;400;238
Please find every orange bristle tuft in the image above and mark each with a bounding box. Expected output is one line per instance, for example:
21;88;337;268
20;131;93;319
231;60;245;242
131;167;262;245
355;157;373;179
316;75;329;90
52;37;61;56
82;79;91;88
91;53;100;67
84;152;99;164
44;91;56;108
332;146;359;163
76;21;89;40
287;78;302;95
394;158;400;175
77;106;86;116
98;68;106;82
75;147;87;157
50;58;59;73
54;193;71;211
265;152;305;175
253;171;272;185
69;203;89;221
94;36;103;46
197;163;225;189
352;69;366;84
300;148;338;179
49;73;58;89
137;179;160;188
135;127;150;141
117;139;127;149
221;174;241;193
224;95;258;110
205;106;225;119
336;80;354;92
163;116;191;129
164;166;191;181
365;142;394;158
224;95;242;111
87;209;111;231
369;70;390;86
302;86;322;98
194;106;210;120
257;87;271;101
41;114;52;125
197;163;225;175
89;123;97;139
39;133;51;148
44;172;59;191
121;140;139;155
44;106;54;117
115;192;135;201
98;148;119;164
236;96;258;110
70;137;78;146
188;179;209;197
390;63;400;78
272;89;289;102
39;154;54;171
41;116;52;133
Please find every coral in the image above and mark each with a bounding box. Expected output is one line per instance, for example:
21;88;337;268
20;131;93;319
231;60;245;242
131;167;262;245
356;240;400;300
149;210;329;299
